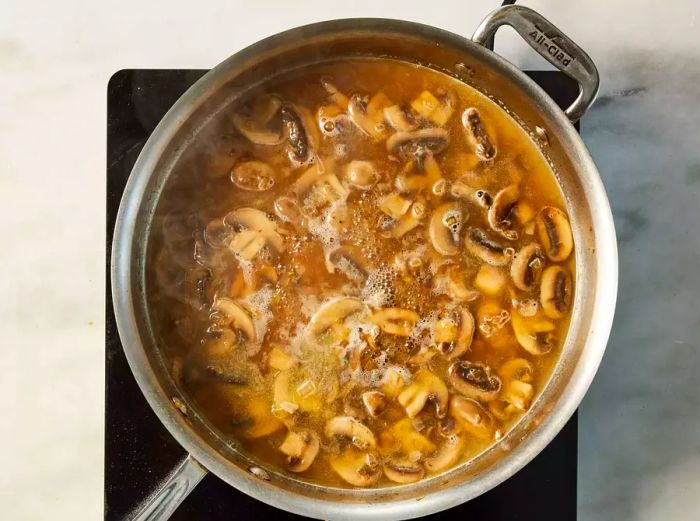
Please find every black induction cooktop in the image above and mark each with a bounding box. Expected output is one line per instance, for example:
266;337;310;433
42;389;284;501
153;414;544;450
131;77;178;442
106;69;580;521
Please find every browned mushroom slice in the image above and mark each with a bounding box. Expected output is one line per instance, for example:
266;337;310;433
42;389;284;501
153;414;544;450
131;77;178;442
462;107;496;160
435;308;475;360
384;104;419;131
511;311;556;355
466;228;513;266
280;105;315;166
429;202;467;256
330;448;381;487
448;360;501;401
536;206;573;261
510;243;546;291
540;265;573;318
488;185;520;240
348;95;386;139
449;395;496;440
386;128;449;156
279;430;321;472
383;458;425;484
231;160;276;191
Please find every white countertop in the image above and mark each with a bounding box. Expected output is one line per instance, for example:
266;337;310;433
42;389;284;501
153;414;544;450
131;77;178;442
2;0;699;519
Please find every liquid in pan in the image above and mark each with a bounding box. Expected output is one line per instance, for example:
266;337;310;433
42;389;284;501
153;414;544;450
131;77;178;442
148;58;575;487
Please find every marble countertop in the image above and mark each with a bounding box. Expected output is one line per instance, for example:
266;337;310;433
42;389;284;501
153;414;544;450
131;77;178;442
2;0;699;519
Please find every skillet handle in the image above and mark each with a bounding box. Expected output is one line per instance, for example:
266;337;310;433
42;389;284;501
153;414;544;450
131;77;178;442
472;5;599;122
130;455;208;521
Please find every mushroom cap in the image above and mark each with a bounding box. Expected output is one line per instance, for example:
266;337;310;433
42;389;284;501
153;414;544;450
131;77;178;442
231;160;276;191
330;448;381;487
510;243;546;291
325;416;377;449
536;206;573;261
386;128;449;156
511;310;556;355
384;104;419;132
488;184;520;239
429;202;466;256
449;395;496;440
540;265;573;318
397;369;449;418
466;228;512;266
211;298;256;343
225;207;284;253
383;459;425;484
423;434;465;473
280;430;321;473
306;297;366;344
448;360;501;401
462;107;496;160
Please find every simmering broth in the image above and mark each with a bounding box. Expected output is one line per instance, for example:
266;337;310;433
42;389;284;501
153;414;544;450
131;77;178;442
148;59;575;487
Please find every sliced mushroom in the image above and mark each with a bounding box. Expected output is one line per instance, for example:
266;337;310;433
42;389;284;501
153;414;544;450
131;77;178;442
498;358;534;382
510;243;545;291
205;361;261;386
462;107;496;160
466;228;513;266
424;433;465;473
449;395;496;440
381;366;409;398
448;361;501;401
429;202;467;256
330;448;381;487
279;430;320;472
345;160;379;189
273;196;307;232
280;105;314;166
370;307;419;336
348;95;385;139
225;208;284;254
211;298;256;342
511;311;556;355
435;308;475;360
362;391;388;417
232;95;283;145
540;265;573;318
386;128;449;156
230;160;276;191
451;180;493;208
268;347;296;371
325;416;377;449
306;297;366;344
432;266;481;303
488;185;520;240
383;458;425;484
397;369;449;418
328;245;371;281
384;104;419;131
536;206;573;261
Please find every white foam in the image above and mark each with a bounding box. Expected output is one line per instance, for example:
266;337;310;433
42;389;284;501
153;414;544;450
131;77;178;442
241;286;273;356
